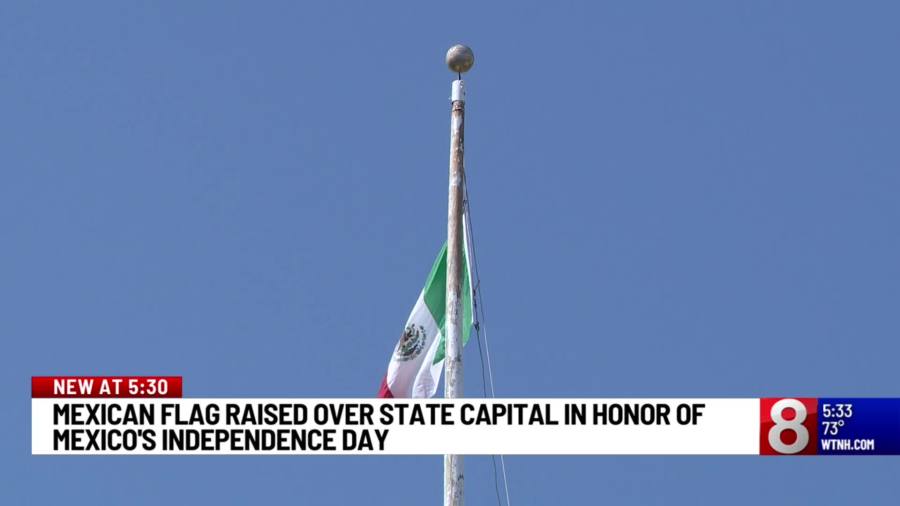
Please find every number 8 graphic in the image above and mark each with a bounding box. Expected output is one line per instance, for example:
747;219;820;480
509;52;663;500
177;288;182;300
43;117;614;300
768;398;809;454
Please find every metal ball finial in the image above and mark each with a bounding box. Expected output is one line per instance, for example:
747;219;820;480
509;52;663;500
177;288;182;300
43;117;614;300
446;44;474;74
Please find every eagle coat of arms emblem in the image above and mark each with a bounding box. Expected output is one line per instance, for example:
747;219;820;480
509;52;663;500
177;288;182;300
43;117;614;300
394;324;426;361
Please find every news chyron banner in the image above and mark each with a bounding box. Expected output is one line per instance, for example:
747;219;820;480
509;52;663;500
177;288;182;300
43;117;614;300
32;377;900;456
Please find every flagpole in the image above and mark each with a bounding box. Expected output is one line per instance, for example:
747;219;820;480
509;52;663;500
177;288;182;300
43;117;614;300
444;43;473;506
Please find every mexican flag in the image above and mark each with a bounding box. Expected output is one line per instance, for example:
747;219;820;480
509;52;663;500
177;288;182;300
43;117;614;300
378;225;474;398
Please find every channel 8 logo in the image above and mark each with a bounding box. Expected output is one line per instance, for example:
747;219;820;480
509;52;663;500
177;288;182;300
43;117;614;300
760;398;818;455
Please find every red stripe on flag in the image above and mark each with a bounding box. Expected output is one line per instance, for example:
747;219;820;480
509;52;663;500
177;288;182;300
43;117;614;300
377;376;393;398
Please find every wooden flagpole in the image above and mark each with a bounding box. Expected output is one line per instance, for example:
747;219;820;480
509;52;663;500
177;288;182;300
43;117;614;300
444;43;474;506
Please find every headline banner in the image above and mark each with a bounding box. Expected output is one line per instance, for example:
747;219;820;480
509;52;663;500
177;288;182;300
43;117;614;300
29;377;900;456
34;398;756;455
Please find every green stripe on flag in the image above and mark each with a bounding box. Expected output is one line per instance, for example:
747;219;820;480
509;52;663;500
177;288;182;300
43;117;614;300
422;242;472;365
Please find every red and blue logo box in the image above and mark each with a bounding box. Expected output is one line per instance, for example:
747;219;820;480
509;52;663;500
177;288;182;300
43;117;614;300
760;398;900;455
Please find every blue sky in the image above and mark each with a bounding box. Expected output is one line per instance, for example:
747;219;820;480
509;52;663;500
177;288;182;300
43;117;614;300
3;1;899;504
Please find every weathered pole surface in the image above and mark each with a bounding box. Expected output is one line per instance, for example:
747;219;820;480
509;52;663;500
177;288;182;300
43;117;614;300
444;44;473;506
